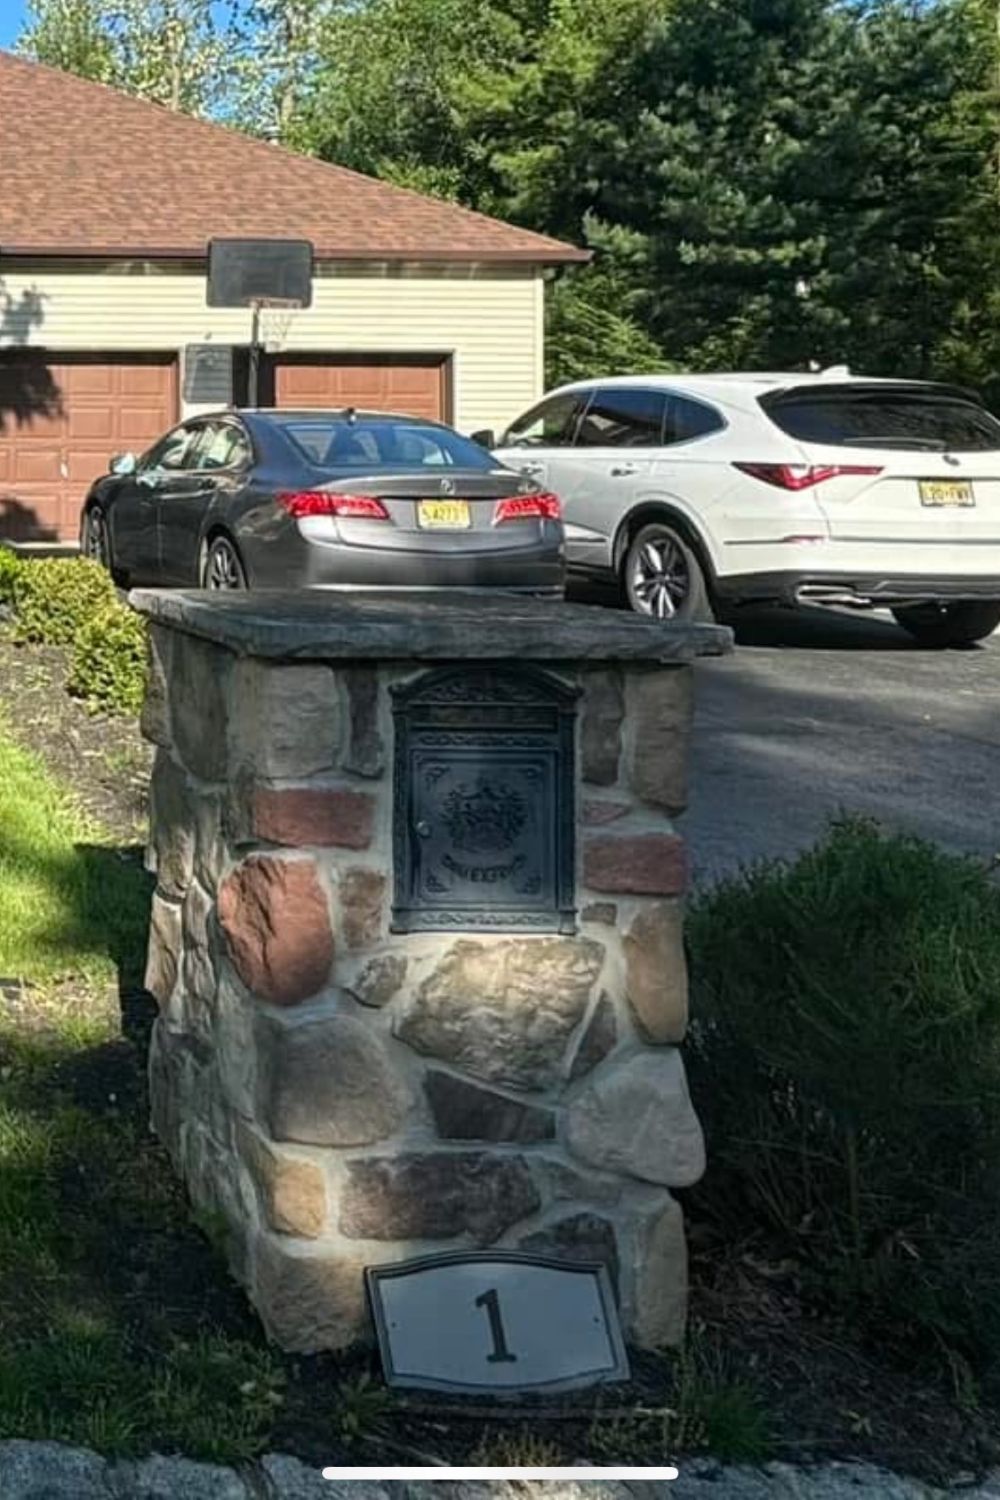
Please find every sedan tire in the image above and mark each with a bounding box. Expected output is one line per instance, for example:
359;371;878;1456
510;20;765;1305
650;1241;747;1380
82;506;129;587
623;521;714;622
891;600;1000;647
202;534;247;591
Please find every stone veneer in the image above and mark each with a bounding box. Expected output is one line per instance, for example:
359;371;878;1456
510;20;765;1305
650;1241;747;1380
132;589;731;1355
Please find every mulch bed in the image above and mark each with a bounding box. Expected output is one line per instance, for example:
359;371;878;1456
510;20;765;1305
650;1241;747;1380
1;625;999;1477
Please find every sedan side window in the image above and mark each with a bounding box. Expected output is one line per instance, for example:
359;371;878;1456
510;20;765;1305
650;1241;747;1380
503;393;584;448
576;387;668;448
191;421;252;472
139;424;201;474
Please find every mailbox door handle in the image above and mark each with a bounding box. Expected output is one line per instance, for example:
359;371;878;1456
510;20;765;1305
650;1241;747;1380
415;819;431;838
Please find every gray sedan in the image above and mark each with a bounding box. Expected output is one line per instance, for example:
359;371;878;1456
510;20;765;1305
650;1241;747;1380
79;408;565;594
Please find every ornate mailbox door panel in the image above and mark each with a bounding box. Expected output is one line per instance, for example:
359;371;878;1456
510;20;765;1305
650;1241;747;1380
392;668;577;933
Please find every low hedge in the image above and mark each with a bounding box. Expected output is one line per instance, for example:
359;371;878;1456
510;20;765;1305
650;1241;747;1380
2;554;147;717
13;556;117;646
68;600;149;718
686;816;1000;1377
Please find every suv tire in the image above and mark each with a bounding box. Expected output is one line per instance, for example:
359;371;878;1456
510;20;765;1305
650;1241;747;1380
623;521;714;622
891;600;1000;647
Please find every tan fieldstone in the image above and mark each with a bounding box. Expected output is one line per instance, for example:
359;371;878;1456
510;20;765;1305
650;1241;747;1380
625;665;693;814
347;954;407;1009
340;1152;540;1244
145;893;182;1008
396;937;605;1089
229;660;341;779
581;669;624;786
252;1235;368;1351
582;901;617;926
339;867;386;950
148;750;196;898
170;634;232;782
181;879;215;1012
218;855;334;1006
236;1120;327;1238
584;832;686;896
624;901;688;1043
566;1049;705;1187
258;1010;409;1147
625;1190;688;1348
251;785;376;850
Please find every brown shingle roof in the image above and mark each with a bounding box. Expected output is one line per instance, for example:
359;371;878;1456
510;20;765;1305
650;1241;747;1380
0;50;587;265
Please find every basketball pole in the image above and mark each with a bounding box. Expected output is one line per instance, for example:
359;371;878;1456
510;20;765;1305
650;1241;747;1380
248;301;262;407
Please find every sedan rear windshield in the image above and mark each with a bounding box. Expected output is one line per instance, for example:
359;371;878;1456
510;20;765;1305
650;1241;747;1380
760;386;1000;452
275;417;497;471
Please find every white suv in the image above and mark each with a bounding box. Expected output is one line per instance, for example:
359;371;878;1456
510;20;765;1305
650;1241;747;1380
488;371;1000;646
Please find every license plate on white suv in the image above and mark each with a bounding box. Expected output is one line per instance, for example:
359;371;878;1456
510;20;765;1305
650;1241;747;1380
919;480;975;507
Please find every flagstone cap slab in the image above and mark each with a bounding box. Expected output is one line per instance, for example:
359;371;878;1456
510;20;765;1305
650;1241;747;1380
129;589;733;662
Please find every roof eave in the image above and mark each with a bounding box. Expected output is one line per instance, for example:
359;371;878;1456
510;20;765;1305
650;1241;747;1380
0;242;592;266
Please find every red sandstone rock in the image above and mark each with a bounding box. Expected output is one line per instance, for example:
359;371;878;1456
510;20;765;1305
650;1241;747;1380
583;833;686;896
218;855;333;1005
251;785;375;849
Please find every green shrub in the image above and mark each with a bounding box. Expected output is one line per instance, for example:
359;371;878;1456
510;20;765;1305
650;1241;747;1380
68;598;148;717
0;547;24;606
13;557;117;646
686;817;1000;1373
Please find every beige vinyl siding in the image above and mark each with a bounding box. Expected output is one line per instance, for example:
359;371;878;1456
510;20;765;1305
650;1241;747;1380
0;260;545;434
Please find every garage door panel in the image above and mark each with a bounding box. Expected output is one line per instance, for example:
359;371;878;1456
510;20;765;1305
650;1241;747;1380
0;353;176;542
273;355;445;423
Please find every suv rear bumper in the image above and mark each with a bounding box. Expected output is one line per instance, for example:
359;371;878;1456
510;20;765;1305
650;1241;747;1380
716;571;1000;608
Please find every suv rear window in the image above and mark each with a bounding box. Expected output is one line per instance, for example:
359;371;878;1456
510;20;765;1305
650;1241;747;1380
760;385;1000;452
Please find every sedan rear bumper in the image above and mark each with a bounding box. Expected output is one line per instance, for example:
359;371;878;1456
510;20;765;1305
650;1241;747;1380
299;537;566;595
716;570;1000;608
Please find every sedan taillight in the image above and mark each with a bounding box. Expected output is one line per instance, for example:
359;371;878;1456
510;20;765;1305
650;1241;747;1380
733;463;883;490
494;492;562;524
278;490;390;520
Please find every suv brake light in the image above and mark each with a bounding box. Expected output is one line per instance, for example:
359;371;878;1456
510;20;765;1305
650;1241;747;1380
494;492;562;524
734;462;883;490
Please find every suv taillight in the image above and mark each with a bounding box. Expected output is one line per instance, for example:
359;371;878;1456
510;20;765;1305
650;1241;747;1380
278;490;389;519
494;492;562;524
733;463;883;490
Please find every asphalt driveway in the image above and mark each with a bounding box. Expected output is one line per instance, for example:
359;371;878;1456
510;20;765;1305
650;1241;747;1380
686;606;1000;883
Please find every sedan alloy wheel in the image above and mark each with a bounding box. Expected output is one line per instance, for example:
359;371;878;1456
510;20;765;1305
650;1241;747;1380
204;535;247;591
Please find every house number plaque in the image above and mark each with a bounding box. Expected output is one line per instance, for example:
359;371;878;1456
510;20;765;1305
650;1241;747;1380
366;1251;629;1394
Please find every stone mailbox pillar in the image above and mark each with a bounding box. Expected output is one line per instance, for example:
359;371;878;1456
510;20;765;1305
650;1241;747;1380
133;590;730;1354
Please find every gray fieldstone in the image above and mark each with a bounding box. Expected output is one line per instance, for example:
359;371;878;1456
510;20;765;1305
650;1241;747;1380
109;1453;249;1499
397;936;605;1090
519;1210;620;1289
348;953;407;1008
258;1010;409;1147
343;666;386;777
569;992;618;1080
148;750;195;897
213;971;258;1120
169;633;232;782
567;1048;706;1187
192;789;227;892
425;1069;556;1142
180;879;215;1027
582;900;618;925
536;1156;623;1206
259;1456;389;1500
626;662;693;813
228;658;342;779
140;624;172;749
144;892;181;1008
581;667;624;785
340;1150;540;1243
0;1440;110;1499
251;1234;368;1352
624;900;688;1043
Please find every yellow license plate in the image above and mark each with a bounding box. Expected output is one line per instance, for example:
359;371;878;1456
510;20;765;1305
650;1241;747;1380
919;480;975;508
417;499;471;529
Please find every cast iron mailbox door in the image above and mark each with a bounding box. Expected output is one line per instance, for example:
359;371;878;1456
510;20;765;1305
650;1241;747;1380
391;667;577;933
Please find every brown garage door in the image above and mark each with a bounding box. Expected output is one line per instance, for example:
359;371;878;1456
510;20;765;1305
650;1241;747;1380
272;354;447;422
0;352;177;542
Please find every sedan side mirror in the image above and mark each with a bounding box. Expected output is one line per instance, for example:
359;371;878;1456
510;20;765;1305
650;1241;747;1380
109;451;137;475
470;428;496;449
